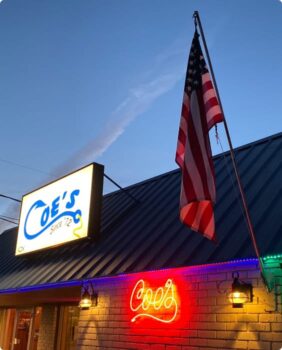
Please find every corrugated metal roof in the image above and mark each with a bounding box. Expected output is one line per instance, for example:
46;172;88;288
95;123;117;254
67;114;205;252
0;132;282;290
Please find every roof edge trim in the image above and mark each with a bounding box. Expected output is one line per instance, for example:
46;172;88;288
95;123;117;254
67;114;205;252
0;257;259;295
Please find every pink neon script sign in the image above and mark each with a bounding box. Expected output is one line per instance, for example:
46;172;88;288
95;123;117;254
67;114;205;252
130;279;178;323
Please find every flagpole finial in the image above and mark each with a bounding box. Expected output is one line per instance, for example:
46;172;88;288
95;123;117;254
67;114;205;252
193;11;199;31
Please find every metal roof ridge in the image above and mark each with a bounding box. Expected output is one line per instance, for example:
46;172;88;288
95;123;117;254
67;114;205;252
103;168;180;198
213;131;282;161
104;131;282;198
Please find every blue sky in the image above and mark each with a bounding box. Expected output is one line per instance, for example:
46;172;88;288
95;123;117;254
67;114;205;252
0;0;281;232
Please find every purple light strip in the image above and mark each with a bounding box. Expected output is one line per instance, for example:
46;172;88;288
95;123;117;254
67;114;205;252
0;257;259;295
0;279;82;294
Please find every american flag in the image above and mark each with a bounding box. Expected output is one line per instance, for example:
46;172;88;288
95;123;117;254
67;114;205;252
176;31;223;240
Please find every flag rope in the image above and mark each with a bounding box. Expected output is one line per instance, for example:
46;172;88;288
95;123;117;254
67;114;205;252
216;135;249;230
216;133;270;290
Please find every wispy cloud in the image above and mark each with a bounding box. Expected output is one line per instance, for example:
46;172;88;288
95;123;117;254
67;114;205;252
0;17;230;233
54;44;186;177
0;38;186;232
83;73;181;159
55;22;232;178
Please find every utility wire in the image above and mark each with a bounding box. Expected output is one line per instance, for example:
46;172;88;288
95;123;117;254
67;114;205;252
0;214;19;221
0;194;21;203
0;157;53;176
0;216;18;225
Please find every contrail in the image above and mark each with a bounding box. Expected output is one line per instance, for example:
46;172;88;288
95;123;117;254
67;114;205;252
0;17;230;233
52;38;187;178
54;71;183;177
0;38;187;233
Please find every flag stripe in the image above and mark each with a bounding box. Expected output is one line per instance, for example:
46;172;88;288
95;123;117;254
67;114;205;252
179;201;215;240
175;31;223;241
186;108;210;199
191;91;215;200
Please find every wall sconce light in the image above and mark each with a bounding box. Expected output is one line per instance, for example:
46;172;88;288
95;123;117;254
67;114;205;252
79;282;98;309
229;272;253;308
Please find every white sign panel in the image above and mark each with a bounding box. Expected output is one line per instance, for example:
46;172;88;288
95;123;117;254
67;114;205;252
16;164;99;255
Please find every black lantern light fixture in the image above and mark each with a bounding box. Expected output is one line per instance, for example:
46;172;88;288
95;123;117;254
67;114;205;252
229;272;253;308
79;282;98;309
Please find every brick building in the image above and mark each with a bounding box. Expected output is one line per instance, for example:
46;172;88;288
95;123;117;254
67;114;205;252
0;132;282;350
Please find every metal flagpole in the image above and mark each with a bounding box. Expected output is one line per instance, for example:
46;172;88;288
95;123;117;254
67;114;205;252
193;11;265;275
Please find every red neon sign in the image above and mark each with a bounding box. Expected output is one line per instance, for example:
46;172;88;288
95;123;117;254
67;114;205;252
130;278;178;323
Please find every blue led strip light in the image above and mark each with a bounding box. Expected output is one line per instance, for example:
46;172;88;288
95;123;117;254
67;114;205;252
0;257;259;295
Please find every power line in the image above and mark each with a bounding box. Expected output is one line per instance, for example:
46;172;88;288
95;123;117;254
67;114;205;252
0;194;21;203
0;214;19;221
0;216;18;225
0;157;54;176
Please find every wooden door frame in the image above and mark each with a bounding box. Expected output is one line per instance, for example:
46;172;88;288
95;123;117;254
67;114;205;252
55;304;80;350
11;308;35;350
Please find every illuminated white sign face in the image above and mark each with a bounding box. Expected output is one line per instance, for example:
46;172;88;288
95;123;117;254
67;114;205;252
16;164;96;255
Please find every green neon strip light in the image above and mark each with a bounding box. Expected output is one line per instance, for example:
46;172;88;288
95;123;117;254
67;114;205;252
262;254;282;261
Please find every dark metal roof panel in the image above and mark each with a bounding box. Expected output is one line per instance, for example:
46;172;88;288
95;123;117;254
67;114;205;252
0;132;281;290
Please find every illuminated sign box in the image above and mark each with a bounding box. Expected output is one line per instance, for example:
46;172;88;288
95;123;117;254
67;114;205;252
16;163;104;256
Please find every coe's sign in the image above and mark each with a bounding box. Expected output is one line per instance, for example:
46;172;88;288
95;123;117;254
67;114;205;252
16;163;104;256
